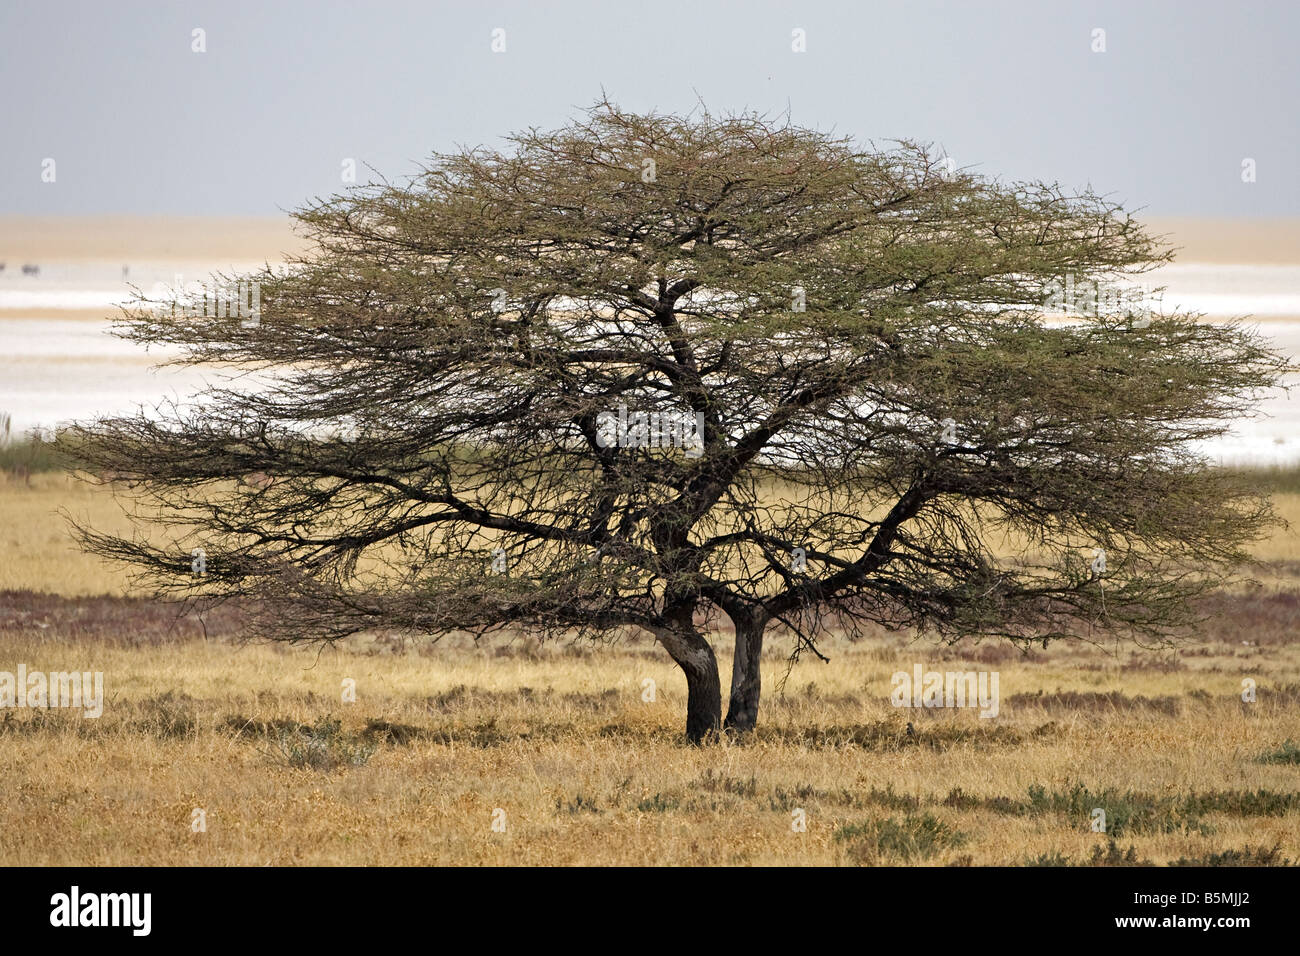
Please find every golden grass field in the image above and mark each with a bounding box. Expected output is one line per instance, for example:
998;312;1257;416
0;472;1298;866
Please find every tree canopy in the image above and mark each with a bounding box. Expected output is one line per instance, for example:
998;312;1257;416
67;100;1289;742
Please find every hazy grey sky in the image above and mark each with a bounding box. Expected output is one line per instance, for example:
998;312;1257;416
2;0;1296;217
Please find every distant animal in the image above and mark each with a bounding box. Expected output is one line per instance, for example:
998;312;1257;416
21;264;39;276
241;471;273;490
906;721;916;738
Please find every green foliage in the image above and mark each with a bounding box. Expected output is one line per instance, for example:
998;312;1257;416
1085;841;1152;866
1024;842;1151;866
635;793;681;813
1169;843;1291;866
556;793;602;814
1025;850;1074;867
1025;783;1202;836
943;782;1300;835
1221;464;1300;496
0;433;70;474
272;716;376;770
130;691;199;739
696;769;758;798
861;784;924;812
1030;841;1291;867
835;813;967;863
1258;739;1300;765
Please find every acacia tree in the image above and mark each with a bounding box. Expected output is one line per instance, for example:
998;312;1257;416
68;101;1286;743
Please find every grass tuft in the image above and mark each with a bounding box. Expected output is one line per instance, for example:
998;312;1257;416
835;813;967;863
268;716;376;770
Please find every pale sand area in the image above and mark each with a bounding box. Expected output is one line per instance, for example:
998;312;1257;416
1144;218;1300;265
0;216;305;320
0;215;308;262
1;215;1297;320
2;216;1299;462
2;212;1296;261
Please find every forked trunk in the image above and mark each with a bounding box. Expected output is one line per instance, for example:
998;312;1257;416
656;625;721;744
724;611;767;734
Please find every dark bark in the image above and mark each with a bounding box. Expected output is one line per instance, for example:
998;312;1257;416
724;610;767;734
656;626;721;744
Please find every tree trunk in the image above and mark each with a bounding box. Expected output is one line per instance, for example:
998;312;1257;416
724;611;767;734
656;626;721;744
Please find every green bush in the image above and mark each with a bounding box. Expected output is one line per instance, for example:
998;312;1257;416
273;716;376;770
835;813;967;863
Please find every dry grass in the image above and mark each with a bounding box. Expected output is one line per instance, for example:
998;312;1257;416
0;476;1297;866
0;472;136;595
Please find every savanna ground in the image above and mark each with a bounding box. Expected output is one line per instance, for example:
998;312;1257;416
1;466;1298;866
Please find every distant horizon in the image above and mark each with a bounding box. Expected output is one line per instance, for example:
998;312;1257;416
7;214;1300;267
